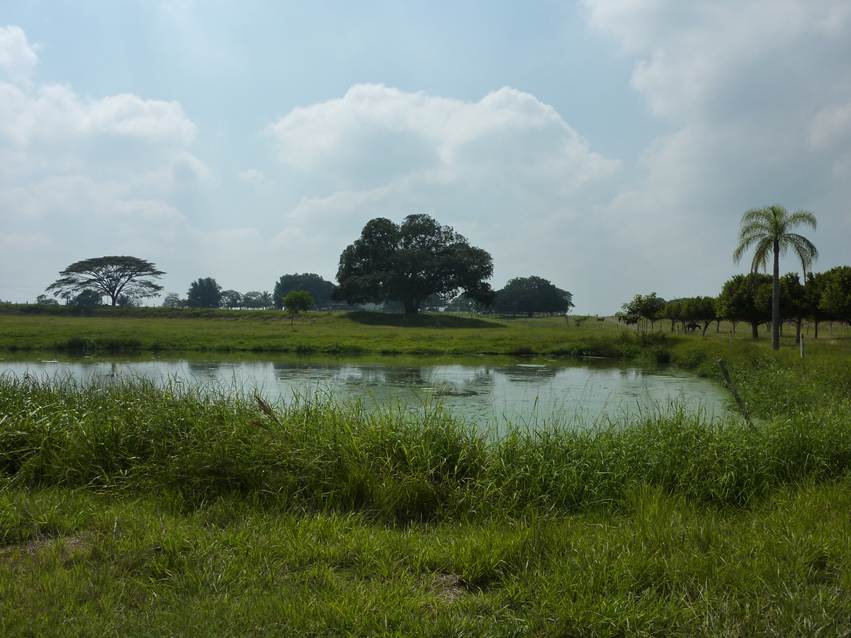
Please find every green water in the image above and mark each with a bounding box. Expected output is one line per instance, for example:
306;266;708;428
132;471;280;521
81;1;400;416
0;354;731;428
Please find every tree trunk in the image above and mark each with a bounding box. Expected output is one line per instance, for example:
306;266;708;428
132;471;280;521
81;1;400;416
814;320;819;339
771;240;780;350
702;321;710;336
670;319;675;333
403;298;420;315
795;319;802;345
716;320;721;333
751;322;759;339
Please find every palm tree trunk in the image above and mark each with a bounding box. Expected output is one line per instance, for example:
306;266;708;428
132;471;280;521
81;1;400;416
771;239;780;350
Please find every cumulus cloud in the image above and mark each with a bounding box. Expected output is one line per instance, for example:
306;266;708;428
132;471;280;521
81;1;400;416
0;26;208;301
0;25;37;83
579;0;851;304
267;84;616;193
263;84;621;304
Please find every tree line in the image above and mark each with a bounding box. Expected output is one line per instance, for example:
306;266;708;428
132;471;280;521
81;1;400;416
619;266;851;341
38;215;575;317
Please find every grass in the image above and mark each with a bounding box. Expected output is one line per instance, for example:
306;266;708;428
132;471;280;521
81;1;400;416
2;481;849;636
1;321;851;635
0;308;661;356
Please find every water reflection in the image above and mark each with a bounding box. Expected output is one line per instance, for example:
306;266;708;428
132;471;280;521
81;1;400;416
0;356;731;429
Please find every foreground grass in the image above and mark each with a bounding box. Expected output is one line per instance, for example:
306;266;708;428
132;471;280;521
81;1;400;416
2;481;849;637
2;336;851;635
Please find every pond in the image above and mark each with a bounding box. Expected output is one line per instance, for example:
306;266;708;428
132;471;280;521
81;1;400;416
0;354;731;430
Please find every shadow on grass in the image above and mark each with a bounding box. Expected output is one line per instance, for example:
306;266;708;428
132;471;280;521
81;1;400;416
345;311;505;329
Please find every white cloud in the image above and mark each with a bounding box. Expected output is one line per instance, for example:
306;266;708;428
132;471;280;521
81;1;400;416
578;0;851;305
267;84;617;194
263;84;621;306
0;25;37;83
0;26;209;302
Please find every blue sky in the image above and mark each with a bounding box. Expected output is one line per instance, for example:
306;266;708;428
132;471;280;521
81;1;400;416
2;1;850;311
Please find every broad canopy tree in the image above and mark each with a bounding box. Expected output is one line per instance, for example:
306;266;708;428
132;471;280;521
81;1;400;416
492;276;574;317
335;214;494;314
187;277;222;308
46;256;165;306
716;273;772;338
620;292;666;332
273;274;335;310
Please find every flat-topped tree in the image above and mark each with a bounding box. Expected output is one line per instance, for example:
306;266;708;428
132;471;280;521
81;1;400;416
46;256;165;306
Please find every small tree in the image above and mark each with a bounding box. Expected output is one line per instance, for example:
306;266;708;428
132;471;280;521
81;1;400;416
273;274;336;310
68;289;102;308
283;290;314;323
717;274;771;338
220;290;242;309
187;278;222;308
242;291;268;309
35;294;59;306
162;293;185;308
46;256;165;306
621;292;665;333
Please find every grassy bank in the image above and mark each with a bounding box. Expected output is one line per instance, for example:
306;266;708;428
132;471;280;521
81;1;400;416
2;333;850;634
0;309;664;356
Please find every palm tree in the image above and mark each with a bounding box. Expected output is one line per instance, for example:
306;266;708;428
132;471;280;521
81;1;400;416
733;205;817;350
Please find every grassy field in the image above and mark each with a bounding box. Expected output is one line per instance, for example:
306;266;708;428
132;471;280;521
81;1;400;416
2;305;848;356
1;316;851;635
0;308;633;356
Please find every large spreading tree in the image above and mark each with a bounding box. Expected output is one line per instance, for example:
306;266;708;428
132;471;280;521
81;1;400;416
46;256;165;306
335;214;494;314
733;205;818;350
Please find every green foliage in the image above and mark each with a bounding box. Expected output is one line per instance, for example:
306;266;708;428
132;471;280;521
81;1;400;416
67;289;102;308
621;292;666;331
336;214;494;314
716;274;771;335
819;266;851;321
492;276;574;316
220;289;242;309
733;205;818;350
45;256;165;307
283;290;314;320
186;277;222;308
35;294;58;306
242;290;273;309
273;273;335;309
161;292;185;308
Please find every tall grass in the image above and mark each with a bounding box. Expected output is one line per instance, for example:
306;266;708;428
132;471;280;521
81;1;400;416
2;351;849;522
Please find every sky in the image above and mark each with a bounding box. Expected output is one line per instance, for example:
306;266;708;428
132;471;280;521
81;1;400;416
1;0;850;313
